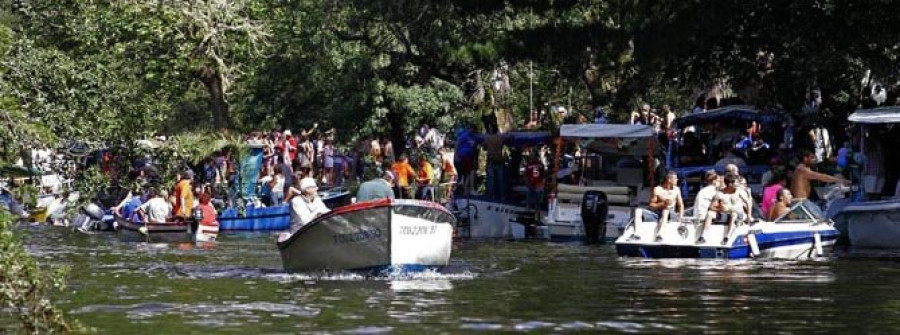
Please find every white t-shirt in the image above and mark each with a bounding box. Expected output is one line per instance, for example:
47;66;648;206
138;197;172;223
290;196;330;230
695;185;718;219
272;175;285;195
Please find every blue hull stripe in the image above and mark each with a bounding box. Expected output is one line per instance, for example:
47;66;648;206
617;230;839;259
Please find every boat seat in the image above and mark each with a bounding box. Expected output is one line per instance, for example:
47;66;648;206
555;183;633;206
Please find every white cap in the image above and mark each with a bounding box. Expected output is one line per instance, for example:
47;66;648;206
299;177;317;190
283;130;292;136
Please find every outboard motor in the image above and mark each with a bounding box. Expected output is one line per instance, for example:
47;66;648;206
581;190;608;244
75;203;105;232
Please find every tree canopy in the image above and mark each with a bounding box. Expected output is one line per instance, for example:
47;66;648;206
1;0;898;161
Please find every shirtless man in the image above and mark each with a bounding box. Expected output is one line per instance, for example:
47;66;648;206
790;150;848;199
767;188;793;221
725;164;754;222
648;171;685;242
713;174;746;245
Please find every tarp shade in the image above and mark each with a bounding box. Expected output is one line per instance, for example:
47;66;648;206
673;105;784;128
560;124;660;156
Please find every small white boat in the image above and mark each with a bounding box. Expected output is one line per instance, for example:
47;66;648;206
277;199;455;273
616;200;839;259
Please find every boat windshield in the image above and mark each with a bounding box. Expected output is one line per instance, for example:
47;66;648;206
800;200;826;219
775;200;823;222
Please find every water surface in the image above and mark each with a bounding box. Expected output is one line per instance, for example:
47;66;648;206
12;224;900;333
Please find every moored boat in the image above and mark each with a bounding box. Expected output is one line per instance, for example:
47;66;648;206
277;198;455;273
829;106;900;248
115;216;193;243
616;200;838;259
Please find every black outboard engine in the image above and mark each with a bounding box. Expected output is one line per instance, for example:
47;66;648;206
581;190;608;244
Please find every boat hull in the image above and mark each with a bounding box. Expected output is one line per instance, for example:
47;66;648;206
833;200;900;248
116;216;193;243
615;214;839;259
452;197;528;239
278;199;455;273
218;204;290;231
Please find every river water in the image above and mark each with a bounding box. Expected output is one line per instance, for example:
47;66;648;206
13;223;900;333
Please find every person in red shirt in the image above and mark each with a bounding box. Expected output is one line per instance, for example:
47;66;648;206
524;151;545;213
283;130;298;167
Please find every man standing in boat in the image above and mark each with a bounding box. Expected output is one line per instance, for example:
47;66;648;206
289;178;330;231
173;170;195;221
356;171;395;202
790;150;848;200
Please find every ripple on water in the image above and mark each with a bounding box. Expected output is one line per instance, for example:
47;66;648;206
71;301;321;326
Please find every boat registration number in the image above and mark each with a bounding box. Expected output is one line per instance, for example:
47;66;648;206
399;225;437;236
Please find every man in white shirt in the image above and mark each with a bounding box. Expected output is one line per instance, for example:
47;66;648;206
290;177;330;232
137;189;172;224
694;170;720;243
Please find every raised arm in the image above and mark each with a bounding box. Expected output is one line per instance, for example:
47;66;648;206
798;165;846;184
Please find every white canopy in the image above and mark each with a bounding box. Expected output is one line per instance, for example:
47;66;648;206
560;124;660;156
560;124;654;138
848;106;900;124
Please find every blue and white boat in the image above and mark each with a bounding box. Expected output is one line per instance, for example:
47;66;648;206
616;200;838;259
830;107;900;248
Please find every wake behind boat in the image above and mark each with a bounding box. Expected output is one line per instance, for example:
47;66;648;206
616;200;838;259
277;198;455;273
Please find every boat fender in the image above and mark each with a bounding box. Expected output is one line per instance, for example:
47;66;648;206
813;233;823;256
581;190;608;244
192;207;204;221
747;234;760;257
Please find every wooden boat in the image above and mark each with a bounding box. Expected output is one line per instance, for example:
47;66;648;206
115;216;193;243
277;198;455;273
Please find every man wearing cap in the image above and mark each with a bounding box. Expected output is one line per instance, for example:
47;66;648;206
290;177;330;231
173;169;195;220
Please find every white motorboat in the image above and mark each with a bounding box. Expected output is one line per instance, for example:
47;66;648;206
277;198;455;273
829;106;900;248
616;200;839;259
542;123;658;242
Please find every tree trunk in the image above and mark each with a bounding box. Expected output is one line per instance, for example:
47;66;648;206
195;66;231;129
387;108;406;159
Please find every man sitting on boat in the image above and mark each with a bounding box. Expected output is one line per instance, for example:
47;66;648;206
694;170;721;230
767;188;793;221
648;171;685;242
136;189;172;224
289;178;330;231
708;174;746;245
356;171;395;202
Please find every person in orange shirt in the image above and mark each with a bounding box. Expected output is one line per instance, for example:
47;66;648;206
173;169;195;220
391;155;416;199
416;157;435;201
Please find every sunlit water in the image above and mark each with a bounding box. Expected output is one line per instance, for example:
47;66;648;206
11;223;900;333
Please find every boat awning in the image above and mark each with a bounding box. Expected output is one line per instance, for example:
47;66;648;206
474;131;552;147
673;105;784;128
560;124;660;156
560;124;654;138
848;107;900;124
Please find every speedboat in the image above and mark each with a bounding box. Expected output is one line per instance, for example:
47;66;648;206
616;200;838;259
277;198;454;273
829;106;900;248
